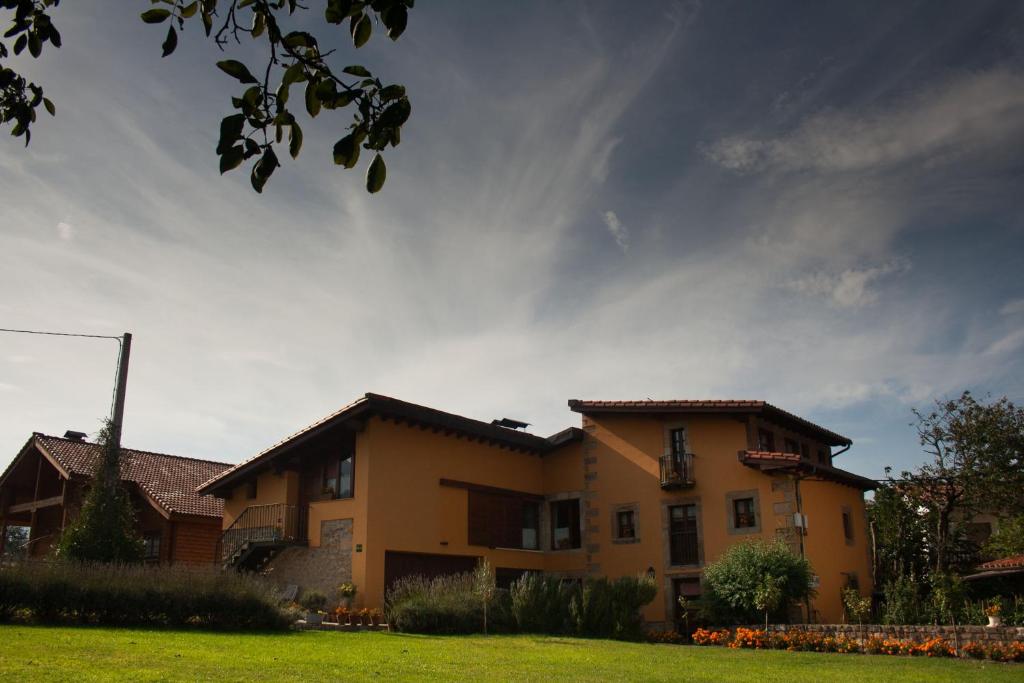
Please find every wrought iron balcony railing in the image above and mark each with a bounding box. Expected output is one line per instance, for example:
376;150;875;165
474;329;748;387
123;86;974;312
660;452;695;489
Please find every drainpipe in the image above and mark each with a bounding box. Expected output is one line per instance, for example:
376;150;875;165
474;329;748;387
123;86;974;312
793;476;812;623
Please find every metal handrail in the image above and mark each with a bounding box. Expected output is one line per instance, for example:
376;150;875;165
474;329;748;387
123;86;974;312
216;503;308;565
659;452;695;488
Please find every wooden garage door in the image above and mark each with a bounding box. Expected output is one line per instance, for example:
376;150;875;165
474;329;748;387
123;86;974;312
384;550;478;595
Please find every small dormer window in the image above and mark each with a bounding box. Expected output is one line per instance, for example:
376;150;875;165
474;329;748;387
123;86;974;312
757;428;775;452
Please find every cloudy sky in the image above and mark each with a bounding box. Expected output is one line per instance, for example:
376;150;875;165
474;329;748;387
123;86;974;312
2;1;1022;482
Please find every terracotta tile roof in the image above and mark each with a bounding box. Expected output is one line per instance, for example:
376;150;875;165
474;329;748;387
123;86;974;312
199;393;581;495
976;554;1024;571
568;399;852;446
34;434;231;518
739;450;876;490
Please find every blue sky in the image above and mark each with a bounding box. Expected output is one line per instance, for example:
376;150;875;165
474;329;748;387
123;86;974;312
1;1;1022;482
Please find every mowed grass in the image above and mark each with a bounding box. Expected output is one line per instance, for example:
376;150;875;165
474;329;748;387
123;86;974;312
0;626;1019;682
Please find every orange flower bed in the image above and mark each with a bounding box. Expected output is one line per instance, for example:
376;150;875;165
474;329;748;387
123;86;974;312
692;628;731;646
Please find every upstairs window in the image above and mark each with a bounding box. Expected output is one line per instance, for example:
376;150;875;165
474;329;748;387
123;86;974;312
323;452;355;499
733;497;756;529
616;509;636;539
801;443;810;460
551;499;581;550
245;479;258;499
783;438;799;455
757;428;775;452
842;509;854;542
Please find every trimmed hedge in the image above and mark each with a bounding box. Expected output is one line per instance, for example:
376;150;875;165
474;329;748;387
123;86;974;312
0;560;292;629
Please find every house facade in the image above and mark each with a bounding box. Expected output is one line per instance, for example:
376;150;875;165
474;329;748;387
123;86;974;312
0;433;230;564
198;393;875;626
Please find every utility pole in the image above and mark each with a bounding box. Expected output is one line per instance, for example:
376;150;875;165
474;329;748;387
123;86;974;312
110;332;132;450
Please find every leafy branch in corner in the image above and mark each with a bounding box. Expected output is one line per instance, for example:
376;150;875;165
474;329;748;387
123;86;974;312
142;0;413;193
0;0;60;146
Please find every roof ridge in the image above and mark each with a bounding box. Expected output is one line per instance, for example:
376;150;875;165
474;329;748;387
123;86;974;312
35;434;233;467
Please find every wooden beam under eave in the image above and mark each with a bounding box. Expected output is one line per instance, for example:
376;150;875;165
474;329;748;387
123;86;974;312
8;493;63;516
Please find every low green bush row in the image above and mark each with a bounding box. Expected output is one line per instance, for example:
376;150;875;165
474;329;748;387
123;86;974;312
0;560;292;629
386;571;657;640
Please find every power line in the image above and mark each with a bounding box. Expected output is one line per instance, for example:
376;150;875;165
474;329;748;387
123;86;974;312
0;327;122;341
0;326;125;424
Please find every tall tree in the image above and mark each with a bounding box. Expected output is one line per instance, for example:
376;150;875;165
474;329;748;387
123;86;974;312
56;420;144;563
868;483;928;587
895;391;1024;572
1;0;414;193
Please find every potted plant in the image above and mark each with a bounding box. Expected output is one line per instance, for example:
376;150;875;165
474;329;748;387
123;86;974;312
336;582;357;609
299;589;328;626
358;607;372;626
369;607;383;627
986;600;1002;628
333;606;349;626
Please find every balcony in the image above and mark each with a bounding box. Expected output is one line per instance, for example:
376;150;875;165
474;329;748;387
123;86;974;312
659;452;695;489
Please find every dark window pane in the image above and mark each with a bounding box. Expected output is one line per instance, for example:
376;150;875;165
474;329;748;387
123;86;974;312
338;453;354;498
551;499;581;549
669;504;698;565
617;510;635;538
734;498;756;528
784;438;799;455
757;429;775;452
842;511;853;540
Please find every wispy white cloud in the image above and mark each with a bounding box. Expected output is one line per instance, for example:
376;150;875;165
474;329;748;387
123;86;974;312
1000;299;1024;316
787;259;910;308
602;210;629;252
704;68;1024;173
56;221;74;241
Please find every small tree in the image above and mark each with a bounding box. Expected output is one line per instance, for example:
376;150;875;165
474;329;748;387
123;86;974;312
702;539;815;625
56;420;143;563
754;574;783;630
841;587;871;625
473;558;496;635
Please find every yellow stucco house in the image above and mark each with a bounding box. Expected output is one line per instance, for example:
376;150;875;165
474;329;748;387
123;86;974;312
198;393;875;626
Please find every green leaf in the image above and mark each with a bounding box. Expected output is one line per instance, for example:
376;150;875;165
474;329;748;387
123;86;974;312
28;33;41;58
140;9;172;24
332;134;360;169
251;165;267;193
13;34;26;55
216;60;259;84
305;80;322;117
180;2;199;19
384;5;408;41
342;65;371;78
325;0;353;24
219;145;245;174
251;11;266;38
217;114;246;154
251;146;280;193
42;98;55;116
161;26;178;58
282;63;306;87
366;153;386;193
378;84;405;101
289;123;303;159
352;14;371;48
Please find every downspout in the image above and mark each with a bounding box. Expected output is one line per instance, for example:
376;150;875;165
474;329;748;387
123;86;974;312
794;476;811;623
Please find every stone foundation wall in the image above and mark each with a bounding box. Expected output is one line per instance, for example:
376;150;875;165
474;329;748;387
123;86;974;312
264;518;353;600
765;623;1024;645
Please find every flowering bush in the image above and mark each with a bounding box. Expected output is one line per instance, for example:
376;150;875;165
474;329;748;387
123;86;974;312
962;641;987;659
908;637;955;658
729;627;769;649
692;628;730;646
645;629;686;644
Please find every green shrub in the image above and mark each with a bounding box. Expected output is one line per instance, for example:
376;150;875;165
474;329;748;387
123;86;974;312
569;575;657;641
882;575;926;625
702;539;814;625
298;589;327;613
387;572;483;634
510;573;572;634
0;560;290;629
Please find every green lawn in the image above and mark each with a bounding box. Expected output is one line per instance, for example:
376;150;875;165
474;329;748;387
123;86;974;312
0;626;1018;682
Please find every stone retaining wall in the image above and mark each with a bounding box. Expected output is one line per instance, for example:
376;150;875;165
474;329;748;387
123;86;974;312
764;623;1024;645
264;518;353;599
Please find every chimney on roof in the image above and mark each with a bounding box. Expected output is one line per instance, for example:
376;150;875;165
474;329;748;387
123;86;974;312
63;430;88;442
491;418;530;431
